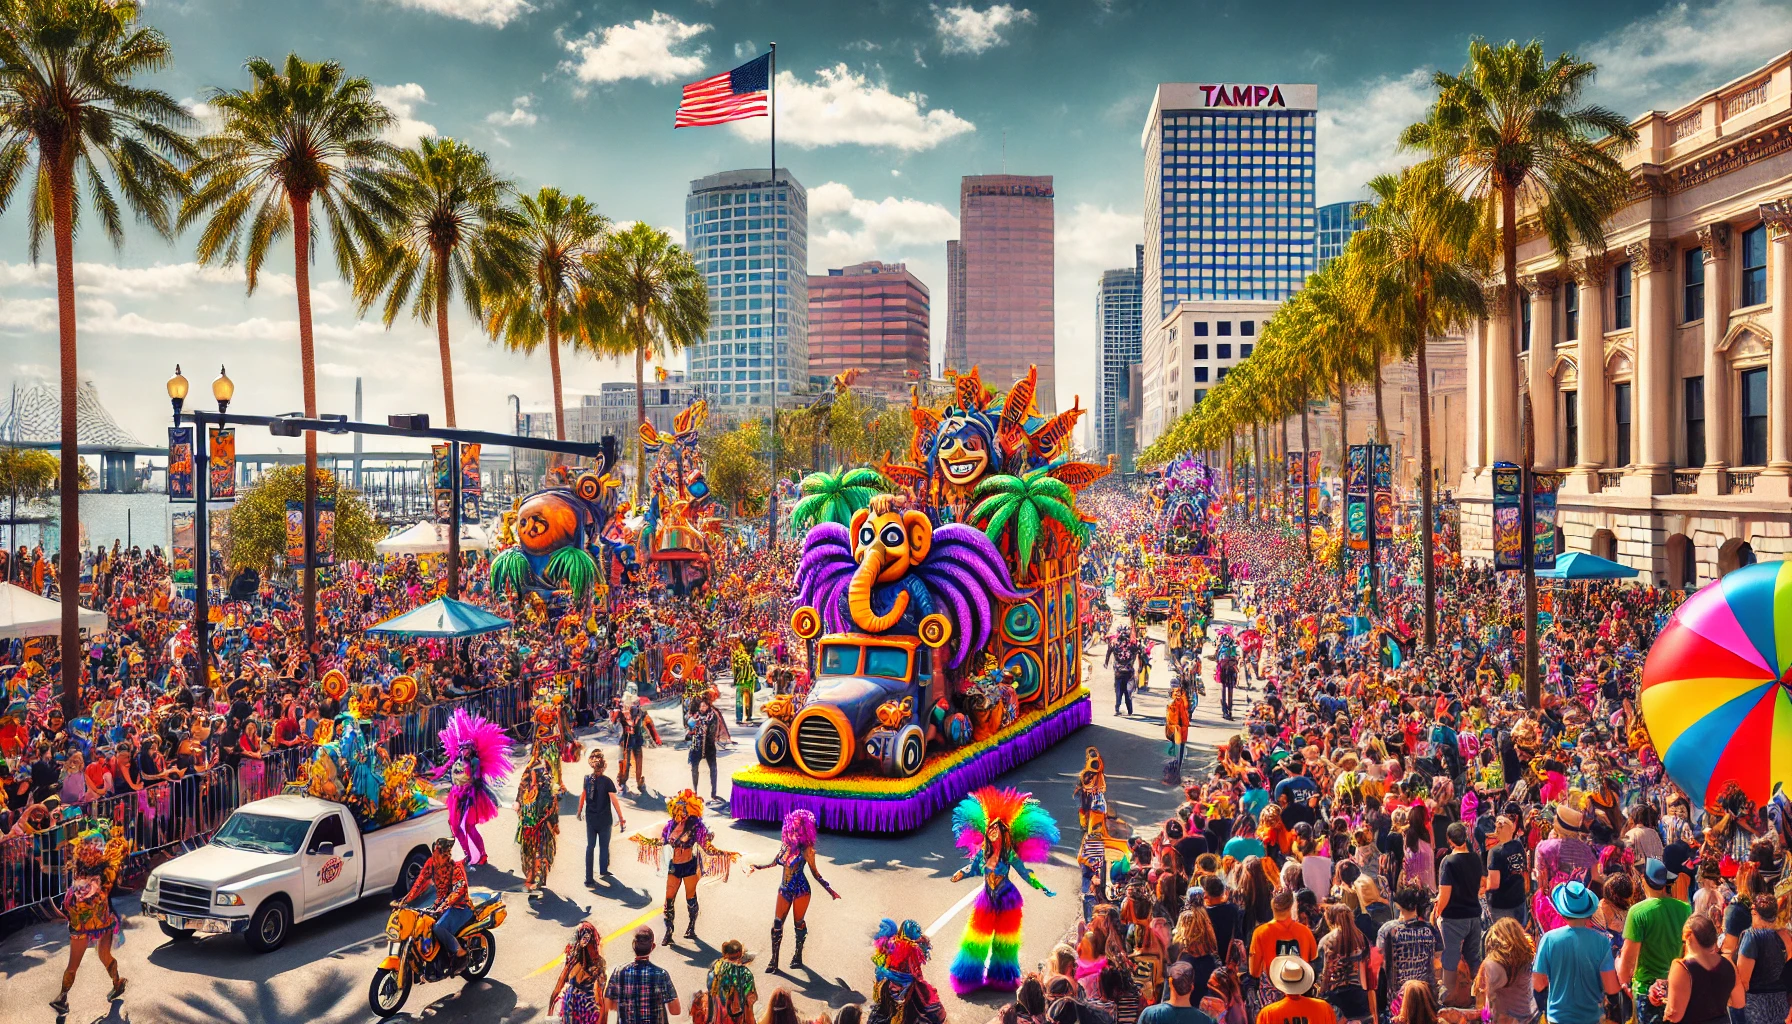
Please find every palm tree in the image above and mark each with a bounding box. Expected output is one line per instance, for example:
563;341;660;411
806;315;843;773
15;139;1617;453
583;222;708;499
483;187;609;443
1354;162;1490;649
357;137;524;427
0;0;196;717
971;468;1088;573
181;54;397;646
790;466;889;530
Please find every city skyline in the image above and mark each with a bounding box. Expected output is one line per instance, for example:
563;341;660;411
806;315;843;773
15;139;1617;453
0;0;1785;453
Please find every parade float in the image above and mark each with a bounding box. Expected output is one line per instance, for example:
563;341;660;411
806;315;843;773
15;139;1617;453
636;399;720;595
488;447;634;606
731;366;1107;831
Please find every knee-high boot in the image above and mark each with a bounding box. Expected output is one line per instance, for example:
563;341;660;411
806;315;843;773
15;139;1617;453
766;919;784;974
684;895;699;939
790;921;808;970
662;896;677;946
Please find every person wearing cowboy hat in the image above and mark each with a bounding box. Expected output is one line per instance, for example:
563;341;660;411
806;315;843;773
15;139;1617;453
1257;955;1334;1024
1532;881;1622;1024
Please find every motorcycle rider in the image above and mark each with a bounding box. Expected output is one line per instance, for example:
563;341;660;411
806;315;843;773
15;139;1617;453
395;837;474;961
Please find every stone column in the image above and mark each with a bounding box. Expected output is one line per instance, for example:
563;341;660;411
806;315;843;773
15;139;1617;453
1698;223;1733;495
1575;258;1609;483
1465;315;1485;484
1486;283;1519;465
1762;199;1792;497
1522;274;1559;470
1628;239;1675;494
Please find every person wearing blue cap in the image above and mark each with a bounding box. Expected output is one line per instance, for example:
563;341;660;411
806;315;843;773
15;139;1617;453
1622;859;1692;1024
1532;881;1621;1024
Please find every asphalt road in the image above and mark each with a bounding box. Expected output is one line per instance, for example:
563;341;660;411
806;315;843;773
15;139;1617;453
3;600;1254;1024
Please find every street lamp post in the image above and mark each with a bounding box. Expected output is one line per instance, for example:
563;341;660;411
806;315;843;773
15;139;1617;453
169;366;232;687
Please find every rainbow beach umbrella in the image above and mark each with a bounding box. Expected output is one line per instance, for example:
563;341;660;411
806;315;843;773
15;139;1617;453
1640;560;1792;810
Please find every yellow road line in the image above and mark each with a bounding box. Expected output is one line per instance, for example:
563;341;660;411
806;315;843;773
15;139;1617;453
523;879;718;979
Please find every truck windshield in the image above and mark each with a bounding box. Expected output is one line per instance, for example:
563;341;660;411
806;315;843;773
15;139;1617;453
213;813;312;855
863;647;909;680
819;644;860;675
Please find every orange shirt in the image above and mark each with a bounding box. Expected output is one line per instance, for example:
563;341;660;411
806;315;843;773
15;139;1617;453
1249;919;1317;976
1258;994;1336;1024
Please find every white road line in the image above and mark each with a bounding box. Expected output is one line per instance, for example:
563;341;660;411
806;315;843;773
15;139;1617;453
924;885;983;938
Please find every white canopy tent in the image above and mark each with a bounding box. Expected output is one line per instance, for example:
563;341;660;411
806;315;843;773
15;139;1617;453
374;520;496;555
0;582;108;639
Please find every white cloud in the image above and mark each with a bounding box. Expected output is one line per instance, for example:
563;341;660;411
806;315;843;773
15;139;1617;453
733;41;758;60
560;12;710;86
807;181;959;274
1315;70;1431;205
1581;0;1792;108
373;83;438;147
380;0;533;28
727;66;974;152
934;4;1034;56
1053;203;1141;424
485;95;538;129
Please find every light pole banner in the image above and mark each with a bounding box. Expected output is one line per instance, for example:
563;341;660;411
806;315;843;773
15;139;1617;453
459;443;482;524
1533;475;1559;570
1373;443;1393;541
208;427;236;501
1492;465;1523;570
167;427;194;500
432;444;453;524
284;501;305;564
1345;444;1369;551
171;510;194;575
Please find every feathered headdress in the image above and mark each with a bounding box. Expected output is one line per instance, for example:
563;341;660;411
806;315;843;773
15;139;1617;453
666;788;705;820
781;809;818;850
434;707;517;786
951;786;1059;864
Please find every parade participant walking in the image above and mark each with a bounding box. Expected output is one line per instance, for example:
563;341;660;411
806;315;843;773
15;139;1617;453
614;683;660;796
578;749;625;884
749;809;840;974
731;638;759;725
1106;631;1138;717
515;749;560;897
630;789;739;945
550;922;609;1024
686;694;724;802
49;820;131;1015
435;707;514;867
947;787;1059;995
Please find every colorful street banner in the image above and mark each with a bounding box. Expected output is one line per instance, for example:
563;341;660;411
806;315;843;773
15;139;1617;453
1533;474;1559;570
171;510;194;575
285;500;337;567
208;427;236;501
285;501;305;564
432;444;453;524
1345;444;1370;551
459;443;482;524
1306;449;1320;484
167;427;194;500
1287;450;1305;488
1372;444;1393;541
1492;465;1523;570
316;501;335;567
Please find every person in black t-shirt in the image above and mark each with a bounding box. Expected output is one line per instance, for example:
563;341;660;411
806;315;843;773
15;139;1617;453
1482;815;1528;923
1434;822;1486;1006
577;749;625;884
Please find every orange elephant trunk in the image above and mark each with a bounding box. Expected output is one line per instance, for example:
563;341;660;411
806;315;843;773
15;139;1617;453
849;548;910;633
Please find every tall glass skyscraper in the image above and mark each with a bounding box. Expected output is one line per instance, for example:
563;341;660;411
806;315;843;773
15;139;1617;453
1317;199;1366;267
1096;245;1143;466
683;169;808;411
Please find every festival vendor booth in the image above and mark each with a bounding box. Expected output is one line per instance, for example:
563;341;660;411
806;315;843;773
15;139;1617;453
0;582;108;638
1536;551;1640;581
364;596;512;639
731;366;1106;831
375;520;497;555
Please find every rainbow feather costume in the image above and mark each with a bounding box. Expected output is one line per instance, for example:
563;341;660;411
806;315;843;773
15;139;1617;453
947;787;1059;995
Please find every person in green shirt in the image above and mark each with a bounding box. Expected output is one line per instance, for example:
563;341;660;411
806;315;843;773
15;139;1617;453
730;640;758;725
1620;858;1691;1023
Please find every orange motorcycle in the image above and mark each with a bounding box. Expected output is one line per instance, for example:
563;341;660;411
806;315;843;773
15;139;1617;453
368;894;505;1017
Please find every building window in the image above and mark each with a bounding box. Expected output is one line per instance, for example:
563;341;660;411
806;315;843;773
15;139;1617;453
1241;321;1256;336
1742;367;1768;465
1241;344;1253;357
1193;322;1209;337
1217;344;1232;359
1685;376;1705;467
1520;291;1532;351
1613;381;1632;466
1563;390;1579;466
1612;262;1632;330
1194;366;1209;382
1741;224;1768;307
1683;248;1705;323
1563;281;1579;341
1193;344;1209;360
1217;321;1232;336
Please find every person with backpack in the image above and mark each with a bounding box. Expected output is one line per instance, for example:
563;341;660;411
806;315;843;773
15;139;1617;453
705;939;758;1024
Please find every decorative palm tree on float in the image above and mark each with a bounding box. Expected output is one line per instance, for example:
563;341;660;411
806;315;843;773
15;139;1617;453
791;467;891;531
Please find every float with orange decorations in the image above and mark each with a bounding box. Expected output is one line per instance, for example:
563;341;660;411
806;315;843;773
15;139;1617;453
731;366;1106;831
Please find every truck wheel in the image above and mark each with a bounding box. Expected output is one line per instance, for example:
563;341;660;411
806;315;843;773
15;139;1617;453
245;896;291;953
368;966;412;1017
755;721;791;767
158;920;196;940
893;724;926;777
394;849;429;900
461;930;497;981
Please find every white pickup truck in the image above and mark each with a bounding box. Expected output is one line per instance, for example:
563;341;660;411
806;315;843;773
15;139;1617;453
142;794;446;953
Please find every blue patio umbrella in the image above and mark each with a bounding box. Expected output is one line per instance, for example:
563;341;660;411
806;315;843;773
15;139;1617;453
364;596;512;638
1537;551;1640;581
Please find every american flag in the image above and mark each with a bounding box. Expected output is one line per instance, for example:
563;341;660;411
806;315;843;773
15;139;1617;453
675;53;770;128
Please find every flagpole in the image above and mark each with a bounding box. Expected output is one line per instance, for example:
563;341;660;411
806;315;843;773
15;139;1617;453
767;41;779;548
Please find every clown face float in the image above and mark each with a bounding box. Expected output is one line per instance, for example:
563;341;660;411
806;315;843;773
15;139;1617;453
731;366;1111;831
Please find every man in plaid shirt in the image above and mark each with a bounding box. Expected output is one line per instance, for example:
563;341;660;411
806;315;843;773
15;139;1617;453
607;927;682;1024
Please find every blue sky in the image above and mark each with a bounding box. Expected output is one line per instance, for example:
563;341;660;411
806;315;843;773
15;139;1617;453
2;0;1789;452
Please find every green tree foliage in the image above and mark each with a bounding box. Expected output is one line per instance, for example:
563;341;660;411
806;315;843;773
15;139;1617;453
223;465;379;574
699;420;768;516
0;447;58;498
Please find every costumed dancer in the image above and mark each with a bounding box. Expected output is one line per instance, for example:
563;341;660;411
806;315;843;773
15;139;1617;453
434;707;515;866
549;921;607;1024
515;748;560;896
748;809;839;974
870;919;945;1024
614;682;660;795
51;819;131;1014
630;789;738;945
946;787;1058;996
731;637;758;725
1073;747;1108;831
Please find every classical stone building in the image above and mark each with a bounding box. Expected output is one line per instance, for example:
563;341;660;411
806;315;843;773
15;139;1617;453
1460;52;1792;585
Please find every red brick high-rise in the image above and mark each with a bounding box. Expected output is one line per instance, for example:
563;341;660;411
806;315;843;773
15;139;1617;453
947;174;1055;411
806;261;930;400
